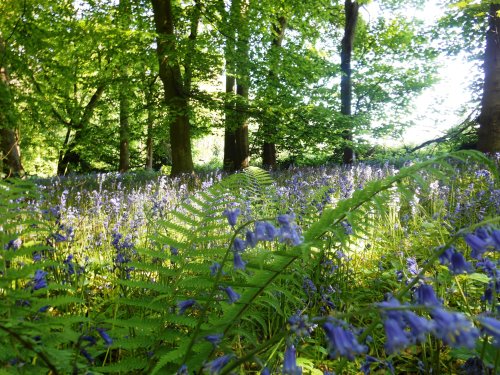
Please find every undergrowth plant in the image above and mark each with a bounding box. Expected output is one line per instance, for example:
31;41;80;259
0;151;499;374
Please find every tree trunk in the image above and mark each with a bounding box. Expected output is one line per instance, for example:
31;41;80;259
151;0;195;176
340;0;359;164
223;0;250;172
0;37;24;177
119;88;130;172
145;91;154;170
478;3;500;153
262;16;287;169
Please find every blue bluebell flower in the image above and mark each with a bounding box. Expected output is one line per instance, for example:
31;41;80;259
233;252;247;271
223;208;241;227
360;355;378;375
170;246;179;256
176;364;188;375
205;333;223;347
261;367;270;375
448;250;473;274
491;230;500;249
383;318;410;354
33;270;48;291
438;246;455;265
97;328;113;346
465;233;488;259
246;230;257;248
406;257;419;275
233;238;247;252
404;310;434;343
204;354;234;374
5;238;22;250
431;308;479;349
255;221;278;241
415;284;441;307
80;349;94;364
282;345;302;374
210;262;221;276
323;322;367;360
64;254;75;275
223;286;240;303
288;314;315;337
178;299;197;314
478;316;500;348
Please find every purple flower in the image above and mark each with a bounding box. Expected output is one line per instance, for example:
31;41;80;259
80;349;94;364
32;270;48;291
5;238;22;250
288;314;315;337
415;284;441;307
64;254;75;275
205;333;223;347
233;238;247;252
406;257;419;275
478;316;500;348
204;354;233;374
233;252;247;271
176;364;188;375
448;251;473;274
261;368;270;375
223;286;240;303
383;318;410;354
210;262;221;276
404;311;434;343
360;355;379;375
465;233;488;259
255;221;278;241
282;345;302;374
223;208;241;227
491;230;500;249
97;328;113;347
246;230;257;248
178;299;196;314
438;246;455;265
323;322;367;360
170;246;179;256
431;308;479;349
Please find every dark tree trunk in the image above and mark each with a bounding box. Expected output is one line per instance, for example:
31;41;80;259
57;85;104;175
340;0;359;164
0;37;24;177
478;3;500;153
145;93;154;170
223;0;250;172
262;16;287;169
119;88;130;172
151;0;196;176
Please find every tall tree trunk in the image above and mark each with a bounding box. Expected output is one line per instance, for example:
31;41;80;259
151;0;196;176
262;16;287;169
223;0;250;172
57;85;104;175
145;87;154;170
340;0;359;164
478;3;500;153
0;37;24;177
119;88;130;172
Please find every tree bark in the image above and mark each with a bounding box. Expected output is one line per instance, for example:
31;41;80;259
340;0;359;164
119;88;130;172
151;0;195;176
223;0;250;172
0;37;24;177
478;3;500;153
262;16;287;169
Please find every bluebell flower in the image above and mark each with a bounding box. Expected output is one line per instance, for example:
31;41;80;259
64;254;75;275
430;308;479;348
223;286;240;303
415;284;441;307
261;367;270;375
178;299;197;314
246;230;257;248
438;246;455;265
360;355;378;375
33;270;48;291
97;328;113;346
170;246;178;256
303;277;317;298
478;316;500;348
5;238;22;250
80;349;94;364
176;364;188;375
278;225;303;246
448;250;473;274
205;333;223;347
38;305;50;313
404;310;434;343
204;354;234;374
233;252;247;271
277;214;295;227
491;230;500;249
210;262;221;276
406;257;419;275
81;335;97;346
233;238;247;252
255;221;278;241
223;208;241;227
465;233;488;259
383;318;410;354
282;345;302;374
323;322;367;360
288;314;315;337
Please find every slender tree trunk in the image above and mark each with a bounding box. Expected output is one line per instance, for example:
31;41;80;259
119;88;130;172
151;0;195;176
262;16;287;169
0;37;24;177
478;3;500;153
145;90;154;170
223;0;250;172
340;0;359;164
